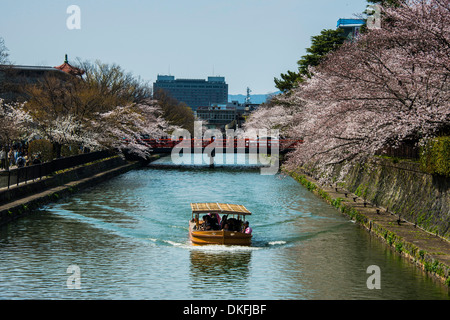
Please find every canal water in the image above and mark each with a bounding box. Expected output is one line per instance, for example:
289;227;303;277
0;155;448;300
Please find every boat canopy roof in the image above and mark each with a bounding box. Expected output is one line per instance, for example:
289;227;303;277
191;203;251;216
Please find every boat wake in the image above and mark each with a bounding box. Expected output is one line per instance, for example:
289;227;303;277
151;237;290;252
143;234;301;252
145;236;270;252
267;240;287;246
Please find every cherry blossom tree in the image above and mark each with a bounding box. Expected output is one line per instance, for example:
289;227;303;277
243;95;305;136
284;0;450;180
0;99;32;168
15;94;172;160
90;99;174;158
0;99;29;144
250;0;449;182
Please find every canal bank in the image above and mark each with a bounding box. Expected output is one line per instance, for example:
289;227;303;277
287;169;450;288
0;154;155;226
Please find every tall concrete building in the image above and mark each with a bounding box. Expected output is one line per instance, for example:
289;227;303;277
153;75;228;111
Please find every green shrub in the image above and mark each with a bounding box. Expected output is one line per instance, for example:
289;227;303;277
418;250;425;260
331;197;343;209
61;144;82;157
28;139;53;162
386;233;395;246
420;136;450;177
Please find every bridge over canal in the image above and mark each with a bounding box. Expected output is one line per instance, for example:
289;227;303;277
138;138;303;155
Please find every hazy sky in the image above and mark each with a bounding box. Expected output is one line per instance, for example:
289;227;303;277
1;0;368;94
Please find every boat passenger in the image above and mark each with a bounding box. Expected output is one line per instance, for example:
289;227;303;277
209;213;221;225
242;221;252;235
227;218;240;232
220;215;228;229
202;215;212;230
208;213;222;230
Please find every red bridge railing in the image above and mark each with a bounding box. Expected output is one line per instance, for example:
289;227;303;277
134;138;303;150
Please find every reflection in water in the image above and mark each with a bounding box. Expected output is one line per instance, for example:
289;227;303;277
154;153;267;167
189;248;252;298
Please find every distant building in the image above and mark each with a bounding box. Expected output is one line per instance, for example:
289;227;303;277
336;18;365;40
0;54;84;102
196;100;261;131
0;65;66;102
243;102;260;113
196;105;237;130
153;75;228;111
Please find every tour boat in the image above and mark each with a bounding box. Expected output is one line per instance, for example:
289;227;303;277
189;203;252;246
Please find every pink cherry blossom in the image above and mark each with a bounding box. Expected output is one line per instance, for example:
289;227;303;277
249;0;449;182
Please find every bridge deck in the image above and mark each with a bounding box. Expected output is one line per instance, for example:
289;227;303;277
135;138;302;154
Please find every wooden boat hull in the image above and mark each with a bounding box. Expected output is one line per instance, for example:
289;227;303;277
189;221;252;246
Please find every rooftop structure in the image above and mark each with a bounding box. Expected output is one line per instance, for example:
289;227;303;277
337;18;365;40
0;54;84;102
54;54;85;77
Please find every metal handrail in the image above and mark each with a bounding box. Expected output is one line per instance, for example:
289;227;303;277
0;150;112;190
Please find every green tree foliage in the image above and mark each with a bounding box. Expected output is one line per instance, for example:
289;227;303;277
420;136;450;177
274;71;303;93
27;139;53;162
153;89;195;134
274;29;346;92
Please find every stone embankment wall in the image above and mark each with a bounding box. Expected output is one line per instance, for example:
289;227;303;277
288;157;450;286
333;157;449;240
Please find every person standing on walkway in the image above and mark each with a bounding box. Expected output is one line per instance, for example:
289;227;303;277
16;153;25;168
0;148;5;169
8;148;14;168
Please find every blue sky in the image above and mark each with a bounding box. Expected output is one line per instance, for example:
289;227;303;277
0;0;368;94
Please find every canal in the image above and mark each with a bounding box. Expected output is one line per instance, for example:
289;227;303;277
0;155;448;299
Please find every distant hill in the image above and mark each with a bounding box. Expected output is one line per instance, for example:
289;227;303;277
228;91;281;104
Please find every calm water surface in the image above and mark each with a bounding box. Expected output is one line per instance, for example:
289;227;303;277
0;155;448;299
